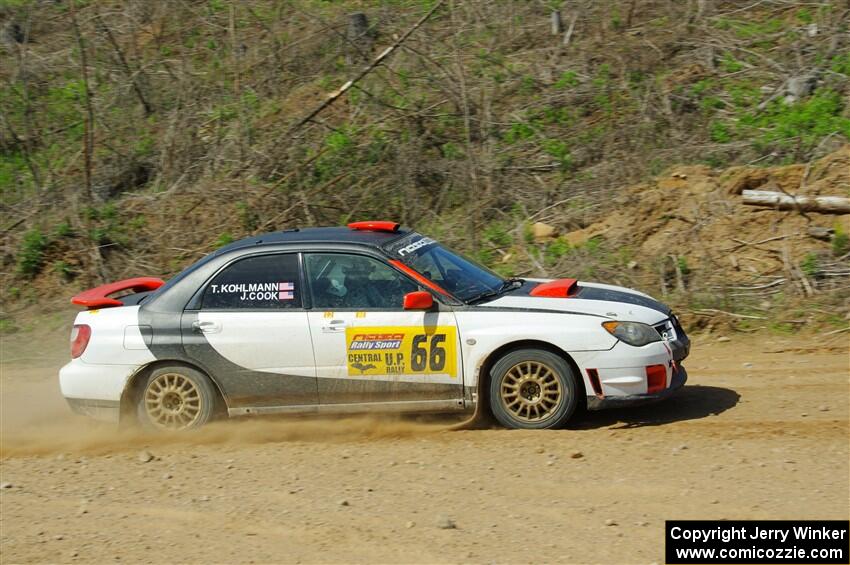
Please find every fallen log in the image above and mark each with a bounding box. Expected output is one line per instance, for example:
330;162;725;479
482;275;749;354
742;190;850;214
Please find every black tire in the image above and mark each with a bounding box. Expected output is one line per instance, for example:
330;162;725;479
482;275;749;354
136;365;217;431
488;348;578;429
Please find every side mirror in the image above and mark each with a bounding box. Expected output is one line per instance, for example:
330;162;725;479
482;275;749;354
403;291;433;310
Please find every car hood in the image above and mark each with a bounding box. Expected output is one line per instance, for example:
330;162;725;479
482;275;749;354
478;279;671;326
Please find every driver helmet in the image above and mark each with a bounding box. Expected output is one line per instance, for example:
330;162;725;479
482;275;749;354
327;278;347;298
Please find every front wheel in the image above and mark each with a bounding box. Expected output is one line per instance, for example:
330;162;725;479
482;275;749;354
488;349;578;429
137;366;217;431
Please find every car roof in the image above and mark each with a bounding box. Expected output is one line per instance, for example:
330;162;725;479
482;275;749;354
146;226;416;309
214;226;413;255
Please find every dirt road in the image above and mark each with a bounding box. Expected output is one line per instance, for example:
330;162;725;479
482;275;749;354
1;323;847;564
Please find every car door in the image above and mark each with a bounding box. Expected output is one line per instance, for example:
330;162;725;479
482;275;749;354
304;252;463;409
182;252;318;411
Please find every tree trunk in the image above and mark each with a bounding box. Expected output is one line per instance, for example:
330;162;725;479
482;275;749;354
742;190;850;215
550;11;562;35
69;0;94;206
346;12;371;64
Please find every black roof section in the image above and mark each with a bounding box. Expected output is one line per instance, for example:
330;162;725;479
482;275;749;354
146;225;415;310
214;226;412;255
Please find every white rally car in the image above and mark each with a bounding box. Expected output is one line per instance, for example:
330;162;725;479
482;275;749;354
60;221;689;430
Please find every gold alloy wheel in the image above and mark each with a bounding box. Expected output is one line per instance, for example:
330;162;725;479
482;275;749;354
144;373;202;430
500;361;563;423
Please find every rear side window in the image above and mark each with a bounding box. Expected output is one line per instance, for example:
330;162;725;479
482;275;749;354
202;254;301;309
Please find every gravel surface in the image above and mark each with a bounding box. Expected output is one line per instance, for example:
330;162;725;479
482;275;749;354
1;331;847;564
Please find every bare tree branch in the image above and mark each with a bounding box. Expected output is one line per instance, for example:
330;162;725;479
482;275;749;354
289;0;445;133
94;10;153;117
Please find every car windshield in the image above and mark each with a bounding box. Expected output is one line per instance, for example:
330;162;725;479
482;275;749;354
384;233;506;302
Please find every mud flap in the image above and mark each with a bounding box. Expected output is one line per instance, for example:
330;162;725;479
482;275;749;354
448;393;497;430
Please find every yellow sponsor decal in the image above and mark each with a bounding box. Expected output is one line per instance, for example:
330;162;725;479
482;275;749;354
345;326;457;378
323;311;334;318
355;311;366;318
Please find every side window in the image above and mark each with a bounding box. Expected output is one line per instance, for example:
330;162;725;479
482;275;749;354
305;253;419;309
202;254;302;309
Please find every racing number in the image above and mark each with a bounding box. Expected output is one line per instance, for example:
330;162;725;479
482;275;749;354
410;333;447;372
346;326;455;378
411;335;427;371
430;334;446;370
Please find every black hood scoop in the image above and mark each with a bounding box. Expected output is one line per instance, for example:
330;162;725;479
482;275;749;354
573;285;671;315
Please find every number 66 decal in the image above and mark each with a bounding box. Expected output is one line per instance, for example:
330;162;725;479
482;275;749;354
345;326;457;377
410;334;446;372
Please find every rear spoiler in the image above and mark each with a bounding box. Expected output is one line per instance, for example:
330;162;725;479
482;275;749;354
71;277;165;309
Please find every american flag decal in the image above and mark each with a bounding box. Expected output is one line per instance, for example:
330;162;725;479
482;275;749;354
279;281;295;300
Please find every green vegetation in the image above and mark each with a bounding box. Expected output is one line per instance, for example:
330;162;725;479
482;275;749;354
800;253;819;278
86;203;128;247
16;229;47;277
541;139;572;170
216;232;235;247
503;122;535;144
609;8;622;31
0;317;18;335
710;121;732;143
235;201;259;231
767;321;797;335
554;71;579;89
482;223;512;248
719;53;745;73
52;260;76;281
833;224;849;256
717;18;784;39
699;84;850;154
543;237;570;266
741;89;850;149
0;0;847;332
830;53;850;76
54;221;74;238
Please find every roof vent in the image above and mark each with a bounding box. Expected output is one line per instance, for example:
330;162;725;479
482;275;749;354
347;221;400;232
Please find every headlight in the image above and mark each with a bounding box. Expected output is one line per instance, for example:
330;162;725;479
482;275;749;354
602;321;661;347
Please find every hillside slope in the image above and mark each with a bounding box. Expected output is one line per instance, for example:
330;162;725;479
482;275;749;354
545;145;850;330
1;0;849;329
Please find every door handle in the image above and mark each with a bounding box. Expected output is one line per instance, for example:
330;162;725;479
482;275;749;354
322;319;348;333
192;320;222;334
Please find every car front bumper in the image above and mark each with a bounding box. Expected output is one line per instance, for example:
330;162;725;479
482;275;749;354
586;365;688;410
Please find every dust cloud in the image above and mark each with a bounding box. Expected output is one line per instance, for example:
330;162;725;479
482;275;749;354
0;363;458;459
1;414;454;458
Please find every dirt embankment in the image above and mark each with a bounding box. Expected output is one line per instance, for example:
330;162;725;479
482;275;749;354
570;145;850;272
1;324;847;564
561;146;850;301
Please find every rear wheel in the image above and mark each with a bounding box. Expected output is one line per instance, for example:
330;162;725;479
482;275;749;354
488;349;578;429
137;366;216;431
